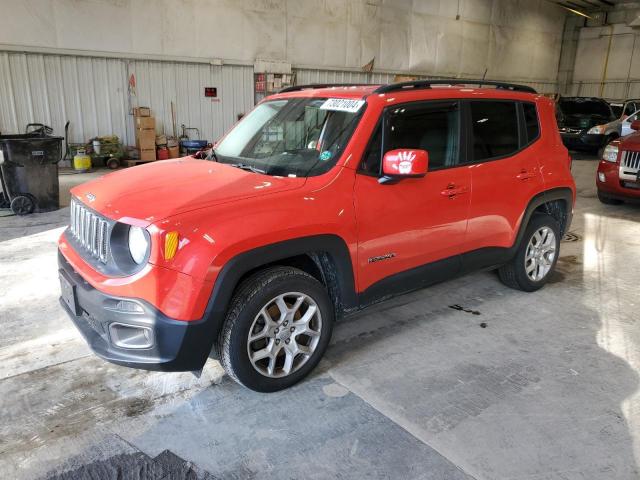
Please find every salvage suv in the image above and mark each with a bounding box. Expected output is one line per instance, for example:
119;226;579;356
597;119;640;204
58;80;575;392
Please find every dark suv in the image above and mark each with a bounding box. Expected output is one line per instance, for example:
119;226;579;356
557;97;618;152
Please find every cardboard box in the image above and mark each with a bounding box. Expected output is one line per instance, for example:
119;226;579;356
136;129;156;150
139;148;156;161
155;134;167;146
136;137;156;151
168;146;179;158
133;107;151;117
135;127;155;138
135;116;155;129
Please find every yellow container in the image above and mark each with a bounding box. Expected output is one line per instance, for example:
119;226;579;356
73;149;92;172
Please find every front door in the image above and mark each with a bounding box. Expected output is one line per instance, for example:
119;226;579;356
354;101;471;297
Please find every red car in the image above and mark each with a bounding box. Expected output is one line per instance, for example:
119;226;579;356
597;120;640;204
58;80;576;392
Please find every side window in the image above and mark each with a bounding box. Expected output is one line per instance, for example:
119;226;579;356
385;102;460;170
359;123;382;175
470;101;519;161
624;102;636;116
522;102;540;144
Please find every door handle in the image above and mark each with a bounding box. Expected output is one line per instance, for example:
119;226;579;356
440;184;469;198
516;169;536;180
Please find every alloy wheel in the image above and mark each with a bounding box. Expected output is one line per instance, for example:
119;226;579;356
246;292;322;378
524;226;557;281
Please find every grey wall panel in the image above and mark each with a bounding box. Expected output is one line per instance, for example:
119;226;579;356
0;0;565;82
295;68;397;86
564;81;640;101
0;52;254;147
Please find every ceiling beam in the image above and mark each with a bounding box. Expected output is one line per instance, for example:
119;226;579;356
577;0;605;8
565;1;590;9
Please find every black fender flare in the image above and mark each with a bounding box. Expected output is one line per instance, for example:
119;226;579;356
513;187;574;251
201;234;357;351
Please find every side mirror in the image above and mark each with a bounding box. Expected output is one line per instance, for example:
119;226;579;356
379;149;428;184
631;120;640;131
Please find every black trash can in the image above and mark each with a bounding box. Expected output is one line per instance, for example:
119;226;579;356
0;134;63;214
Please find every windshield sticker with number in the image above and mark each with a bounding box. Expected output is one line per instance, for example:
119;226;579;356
320;98;365;113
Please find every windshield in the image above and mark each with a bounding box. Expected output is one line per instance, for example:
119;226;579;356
214;97;365;177
558;99;613;119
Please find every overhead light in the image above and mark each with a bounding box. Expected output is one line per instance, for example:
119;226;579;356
560;6;592;19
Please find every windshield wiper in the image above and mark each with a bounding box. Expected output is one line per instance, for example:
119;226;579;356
204;147;219;162
228;163;266;174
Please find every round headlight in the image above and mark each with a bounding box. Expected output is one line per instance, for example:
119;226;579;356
128;226;149;264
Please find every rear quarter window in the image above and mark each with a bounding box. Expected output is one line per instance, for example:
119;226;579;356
522;102;540;145
469;101;519;161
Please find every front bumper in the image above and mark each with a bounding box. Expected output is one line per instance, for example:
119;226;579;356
597;160;640;201
561;132;605;151
58;251;217;371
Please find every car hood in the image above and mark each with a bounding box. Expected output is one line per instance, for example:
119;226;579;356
620;131;640;149
559;113;611;129
70;158;306;225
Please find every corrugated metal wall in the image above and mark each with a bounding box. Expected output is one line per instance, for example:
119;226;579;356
0;52;560;155
0;53;128;144
0;52;254;148
127;60;254;145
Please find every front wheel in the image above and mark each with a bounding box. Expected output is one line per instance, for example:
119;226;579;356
498;214;561;292
218;266;334;392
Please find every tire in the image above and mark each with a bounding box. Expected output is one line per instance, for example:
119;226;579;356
106;158;120;169
498;214;561;292
598;190;623;205
218;266;334;392
10;195;35;215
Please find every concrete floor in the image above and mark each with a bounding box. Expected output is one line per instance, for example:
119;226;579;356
1;158;640;479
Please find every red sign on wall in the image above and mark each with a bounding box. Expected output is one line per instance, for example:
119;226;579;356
204;87;217;98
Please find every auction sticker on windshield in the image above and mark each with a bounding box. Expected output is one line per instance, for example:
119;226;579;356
320;98;365;113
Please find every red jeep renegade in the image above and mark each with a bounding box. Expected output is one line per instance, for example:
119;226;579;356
58;80;575;392
597;119;640;204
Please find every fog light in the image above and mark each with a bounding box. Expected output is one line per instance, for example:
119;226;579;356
598;172;606;182
109;323;153;349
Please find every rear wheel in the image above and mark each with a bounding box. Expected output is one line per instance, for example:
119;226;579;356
106;157;120;169
598;190;623;205
10;195;35;215
499;214;560;292
218;266;334;392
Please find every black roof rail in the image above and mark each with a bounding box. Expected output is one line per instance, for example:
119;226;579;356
373;79;537;94
278;83;374;93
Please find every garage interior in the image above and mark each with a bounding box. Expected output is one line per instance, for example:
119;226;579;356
2;0;640;479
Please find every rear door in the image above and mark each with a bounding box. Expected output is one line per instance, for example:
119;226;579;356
463;100;545;251
354;100;471;294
